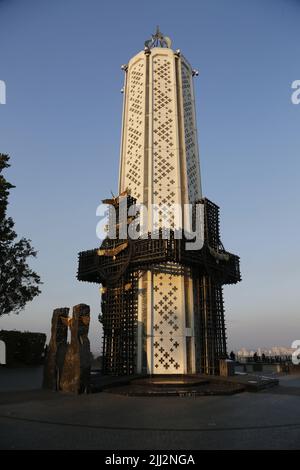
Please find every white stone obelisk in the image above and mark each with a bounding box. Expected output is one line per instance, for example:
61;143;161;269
118;29;202;374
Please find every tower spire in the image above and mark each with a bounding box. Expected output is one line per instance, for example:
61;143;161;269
144;26;172;49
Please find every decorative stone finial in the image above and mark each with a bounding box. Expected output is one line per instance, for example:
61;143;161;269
144;26;172;49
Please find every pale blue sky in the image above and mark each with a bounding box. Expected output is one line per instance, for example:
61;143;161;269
0;0;299;353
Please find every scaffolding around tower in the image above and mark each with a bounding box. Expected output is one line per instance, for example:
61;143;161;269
78;194;240;375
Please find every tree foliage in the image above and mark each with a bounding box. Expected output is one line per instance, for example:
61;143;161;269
0;153;42;315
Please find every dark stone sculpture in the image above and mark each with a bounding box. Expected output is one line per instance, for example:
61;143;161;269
43;308;69;390
43;304;91;393
60;304;91;393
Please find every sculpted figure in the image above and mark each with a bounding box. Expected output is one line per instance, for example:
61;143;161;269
43;308;69;390
60;304;91;393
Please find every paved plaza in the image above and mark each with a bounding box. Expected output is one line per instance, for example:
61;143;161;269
0;367;300;450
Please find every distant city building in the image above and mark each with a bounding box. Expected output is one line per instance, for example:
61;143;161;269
236;346;295;358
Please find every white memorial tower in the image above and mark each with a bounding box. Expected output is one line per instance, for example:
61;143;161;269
78;28;240;376
118;28;201;374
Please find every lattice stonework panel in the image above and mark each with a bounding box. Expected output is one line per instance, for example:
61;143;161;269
181;60;201;203
152;272;184;373
152;53;180;229
123;57;145;201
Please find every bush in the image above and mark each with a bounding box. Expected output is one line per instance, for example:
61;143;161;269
0;330;46;366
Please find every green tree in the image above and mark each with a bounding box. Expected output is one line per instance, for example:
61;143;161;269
0;154;41;315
